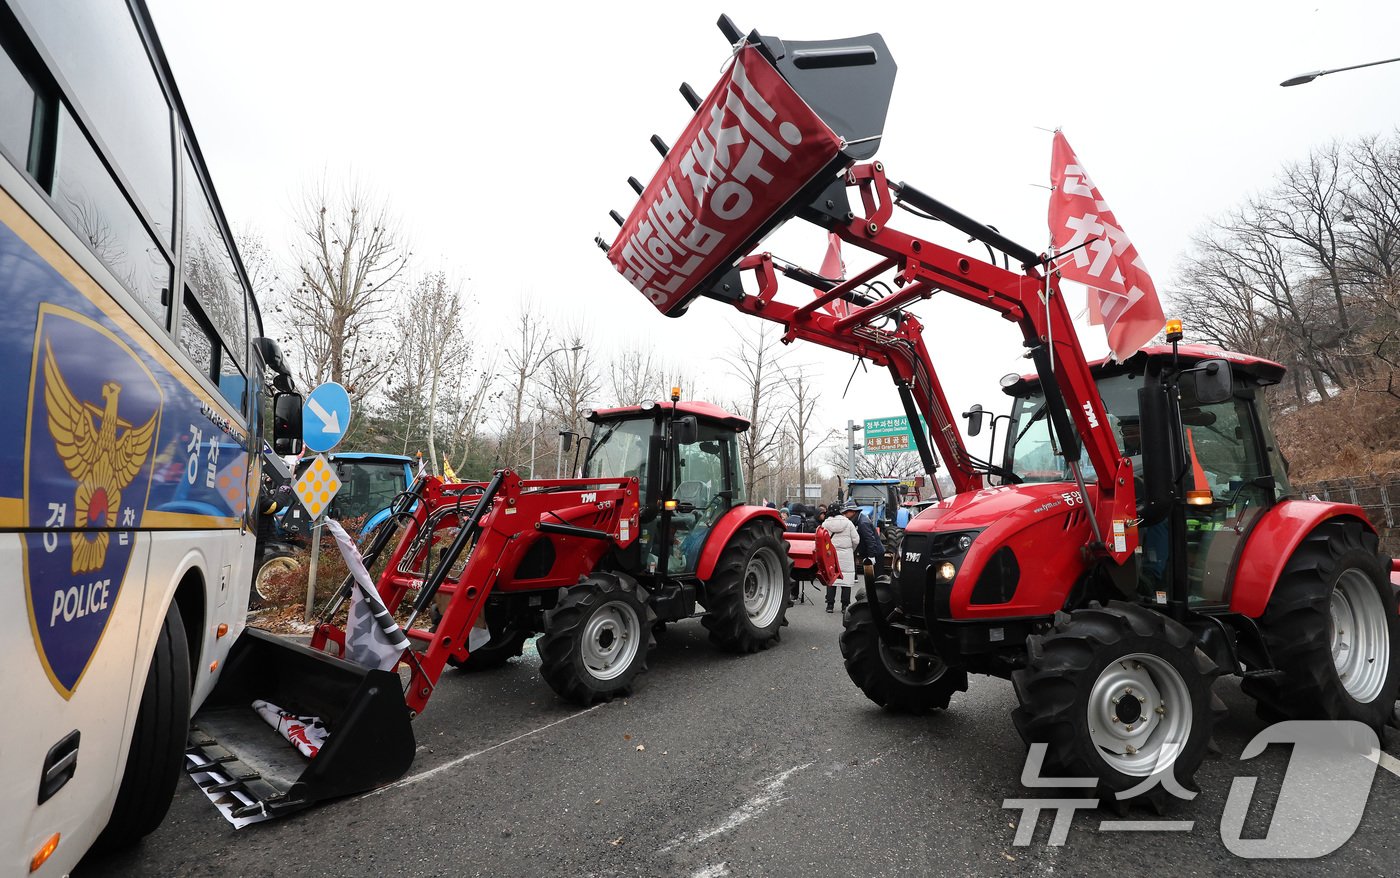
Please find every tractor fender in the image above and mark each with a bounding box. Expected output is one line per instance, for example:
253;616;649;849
1229;500;1374;617
695;506;787;582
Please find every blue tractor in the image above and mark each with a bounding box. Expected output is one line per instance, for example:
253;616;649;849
252;451;416;607
845;477;912;552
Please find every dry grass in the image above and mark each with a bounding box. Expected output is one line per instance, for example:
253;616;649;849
1274;382;1400;483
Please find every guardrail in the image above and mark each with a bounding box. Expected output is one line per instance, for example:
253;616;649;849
1294;473;1400;554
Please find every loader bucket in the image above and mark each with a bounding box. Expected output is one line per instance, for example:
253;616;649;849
606;17;896;318
188;627;415;819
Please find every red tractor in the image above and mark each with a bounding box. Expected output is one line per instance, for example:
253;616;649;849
191;393;834;818
600;16;1400;803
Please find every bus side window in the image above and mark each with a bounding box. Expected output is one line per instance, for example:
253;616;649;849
0;40;35;167
179;290;217;381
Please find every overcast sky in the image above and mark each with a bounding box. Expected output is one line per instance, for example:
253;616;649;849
146;0;1400;467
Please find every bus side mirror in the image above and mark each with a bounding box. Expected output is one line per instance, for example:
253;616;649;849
273;392;303;456
1190;358;1233;406
962;404;986;437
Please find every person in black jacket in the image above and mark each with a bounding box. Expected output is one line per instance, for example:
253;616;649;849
842;499;885;577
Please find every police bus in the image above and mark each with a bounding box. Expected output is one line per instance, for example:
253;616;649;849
0;1;299;872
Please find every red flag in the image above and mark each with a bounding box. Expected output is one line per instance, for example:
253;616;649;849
1047;131;1164;359
816;232;849;318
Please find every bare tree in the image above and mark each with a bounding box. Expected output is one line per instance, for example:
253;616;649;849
284;179;409;407
727;323;791;501
500;301;554;468
392;271;471;474
537;328;600;475
784;370;835;503
609;343;667;406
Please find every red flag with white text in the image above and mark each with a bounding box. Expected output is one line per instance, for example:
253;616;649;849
1047;131;1163;359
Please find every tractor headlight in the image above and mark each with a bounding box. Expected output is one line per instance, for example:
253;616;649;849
935;561;957;583
957;534;973;552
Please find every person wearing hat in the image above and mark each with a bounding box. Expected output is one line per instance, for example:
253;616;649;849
820;501;858;613
843;499;886;577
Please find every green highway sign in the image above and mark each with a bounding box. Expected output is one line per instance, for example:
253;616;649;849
863;415;927;455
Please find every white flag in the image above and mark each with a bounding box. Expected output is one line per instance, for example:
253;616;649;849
324;518;409;671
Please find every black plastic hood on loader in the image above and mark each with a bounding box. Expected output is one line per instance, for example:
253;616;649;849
188;628;415;819
733;18;897;162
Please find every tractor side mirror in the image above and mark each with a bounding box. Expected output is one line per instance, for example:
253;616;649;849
962;404;986;437
273;392;303;456
559;430;575;453
673;415;699;446
1190;358;1233;406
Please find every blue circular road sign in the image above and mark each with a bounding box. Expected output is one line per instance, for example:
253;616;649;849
303;382;352;453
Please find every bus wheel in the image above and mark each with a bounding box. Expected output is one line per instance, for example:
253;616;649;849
92;601;192;851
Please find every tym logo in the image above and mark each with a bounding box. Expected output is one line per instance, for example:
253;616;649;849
1082;401;1099;429
581;492;597;504
904;551;922;563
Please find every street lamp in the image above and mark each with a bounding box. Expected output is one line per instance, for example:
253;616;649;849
1280;55;1400;87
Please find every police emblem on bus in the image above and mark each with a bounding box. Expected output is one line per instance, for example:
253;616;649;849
24;306;162;698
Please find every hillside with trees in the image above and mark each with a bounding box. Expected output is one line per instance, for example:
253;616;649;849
1172;130;1400;484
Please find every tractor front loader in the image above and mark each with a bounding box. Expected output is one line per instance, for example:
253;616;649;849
601;15;1399;804
192;393;834;818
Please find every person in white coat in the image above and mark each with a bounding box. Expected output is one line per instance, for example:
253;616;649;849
821;502;858;613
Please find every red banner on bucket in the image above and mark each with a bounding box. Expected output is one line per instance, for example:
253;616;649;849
608;46;842;315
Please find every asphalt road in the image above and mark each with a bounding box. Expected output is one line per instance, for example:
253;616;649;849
80;591;1400;877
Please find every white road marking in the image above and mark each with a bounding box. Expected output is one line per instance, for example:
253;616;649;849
363;704;605;795
659;763;813;852
690;864;729;878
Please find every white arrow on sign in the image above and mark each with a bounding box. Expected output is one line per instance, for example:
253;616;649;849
307;397;342;435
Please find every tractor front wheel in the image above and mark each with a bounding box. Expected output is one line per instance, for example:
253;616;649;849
250;548;300;609
1241;521;1399;729
539;573;655;705
701;522;791;653
1011;602;1218;803
840;595;967;712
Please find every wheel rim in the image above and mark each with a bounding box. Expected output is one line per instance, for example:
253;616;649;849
742;546;784;628
876;636;948;686
581;600;641;681
1087;653;1193;777
255;557;299;597
1331;568;1390;703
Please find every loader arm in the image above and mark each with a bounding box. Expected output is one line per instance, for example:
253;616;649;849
603;16;1136;563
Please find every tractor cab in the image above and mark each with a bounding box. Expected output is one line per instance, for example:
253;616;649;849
993;343;1291;606
582;400;748;578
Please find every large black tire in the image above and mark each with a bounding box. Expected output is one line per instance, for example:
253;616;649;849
840;595;968;712
1240;521;1399;730
250;547;300;609
1011;602;1218;802
539;573;656;705
701;522;791;653
92;601;192;851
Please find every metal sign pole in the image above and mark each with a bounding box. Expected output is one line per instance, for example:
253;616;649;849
304;516;320;623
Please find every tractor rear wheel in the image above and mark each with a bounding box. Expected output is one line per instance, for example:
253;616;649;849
539;573;655;705
1241;521;1398;729
701;522;791;653
1011;602;1218;803
840;595;967;712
